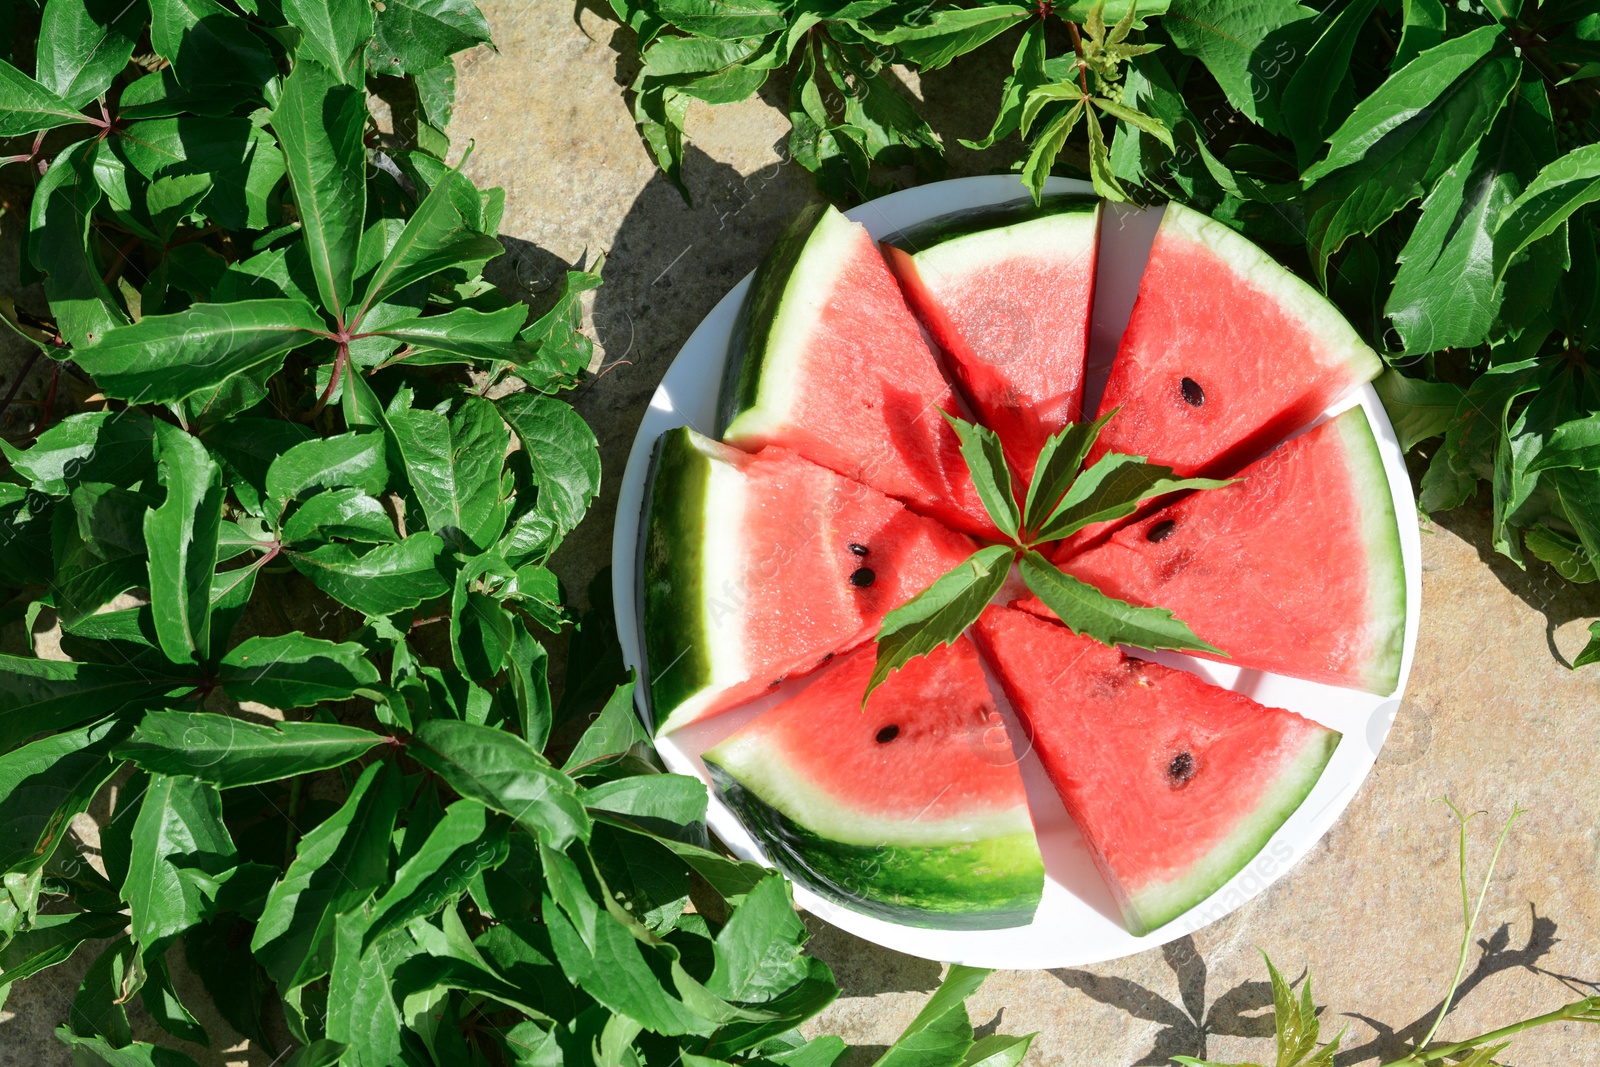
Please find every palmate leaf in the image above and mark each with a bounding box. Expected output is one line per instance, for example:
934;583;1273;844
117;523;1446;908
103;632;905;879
1493;143;1600;282
144;422;224;666
410;719;590;848
35;0;146;110
0;58;94;136
1022;412;1115;534
1032;453;1230;542
866;545;1016;705
943;414;1019;540
1019;549;1222;654
122;774;236;951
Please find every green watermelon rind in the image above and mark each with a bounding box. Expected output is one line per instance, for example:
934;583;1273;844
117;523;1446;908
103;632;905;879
705;760;1045;931
717;202;836;440
905;201;1100;301
885;192;1099;254
1160;203;1384;386
640;427;748;734
1334;408;1407;695
1123;726;1342;936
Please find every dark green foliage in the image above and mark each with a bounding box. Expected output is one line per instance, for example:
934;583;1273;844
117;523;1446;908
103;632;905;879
0;1;1020;1062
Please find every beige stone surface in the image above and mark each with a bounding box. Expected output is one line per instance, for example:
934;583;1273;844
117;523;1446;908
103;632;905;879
3;2;1599;1064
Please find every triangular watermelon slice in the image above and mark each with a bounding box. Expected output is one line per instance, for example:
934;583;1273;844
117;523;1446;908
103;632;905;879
704;637;1044;930
974;606;1340;936
1052;407;1406;694
718;204;1001;539
641;426;975;735
883;194;1100;479
1090;203;1383;479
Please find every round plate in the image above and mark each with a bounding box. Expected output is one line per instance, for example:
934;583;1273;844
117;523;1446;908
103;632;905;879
610;176;1420;968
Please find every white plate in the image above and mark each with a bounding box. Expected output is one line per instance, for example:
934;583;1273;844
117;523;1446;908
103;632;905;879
609;176;1420;969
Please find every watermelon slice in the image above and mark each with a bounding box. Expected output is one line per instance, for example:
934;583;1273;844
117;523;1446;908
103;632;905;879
718;203;1000;539
641;426;975;735
1090;203;1383;480
883;194;1101;478
703;638;1044;929
974;606;1340;936
1052;407;1406;694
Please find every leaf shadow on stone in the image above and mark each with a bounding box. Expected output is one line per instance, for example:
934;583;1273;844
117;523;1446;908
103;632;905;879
1050;935;1276;1065
1334;906;1579;1066
799;913;943;999
1424;485;1594;667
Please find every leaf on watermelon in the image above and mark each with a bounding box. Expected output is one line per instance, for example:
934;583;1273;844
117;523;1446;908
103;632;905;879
1032;454;1230;543
1022;411;1115;536
866;545;1016;706
1018;549;1223;655
942;413;1020;541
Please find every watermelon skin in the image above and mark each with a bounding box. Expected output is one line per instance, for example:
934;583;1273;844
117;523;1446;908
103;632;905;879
1090;203;1383;481
641;426;975;735
1048;407;1406;694
884;194;1100;479
703;639;1044;929
974;606;1340;937
718;204;1001;539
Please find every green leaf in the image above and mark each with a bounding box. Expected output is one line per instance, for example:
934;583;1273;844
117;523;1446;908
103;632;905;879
498;391;602;559
1032;453;1230;542
1022;413;1113;533
1523;523;1596;583
363;800;509;949
959;1034;1035;1067
1;411;155;496
1493;144;1600;282
960;21;1046;151
1388;76;1558;353
323;910;416;1065
353;157;504;319
30;141;129;348
68;936;136;1047
368;304;530;363
1304;26;1519;271
55;1030;200;1067
506;616;553;748
0;655;170;752
563;679;647;774
285;0;375;80
280;488;399;545
0;718;129;876
265;429;389;509
1021;101;1083;205
116;711;384;788
1572;621;1600;669
36;0;146;109
0;58;93;136
870;964;991;1067
411;719;590;848
943;414;1019;540
1374;370;1464;451
252;761;401;990
1279;0;1380;166
371;0;492;75
274;56;368;319
149;0;277;97
112;116;287;231
216;633;382;709
73;299;327;405
289;533;449;615
1019;549;1223;654
706;873;810;1004
0;912;128;999
122;774;235;949
387;397;510;552
450;552;516;680
144;421;224;665
1393;0;1446;70
868;545;1015;703
140;949;207;1046
1164;0;1315;134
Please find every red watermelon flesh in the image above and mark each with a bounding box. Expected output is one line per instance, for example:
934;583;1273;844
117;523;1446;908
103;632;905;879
703;637;1044;928
1089;203;1382;481
720;204;1001;539
973;605;1341;936
882;196;1100;479
1048;407;1406;694
643;427;977;735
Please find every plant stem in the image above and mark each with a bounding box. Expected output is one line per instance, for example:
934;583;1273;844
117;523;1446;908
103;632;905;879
1414;802;1523;1052
1380;997;1600;1066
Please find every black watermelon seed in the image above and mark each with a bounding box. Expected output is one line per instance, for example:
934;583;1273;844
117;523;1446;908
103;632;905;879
1147;519;1177;543
1180;377;1205;406
767;676;785;689
1167;751;1195;785
849;542;870;556
850;567;876;588
820;652;835;665
876;725;900;743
